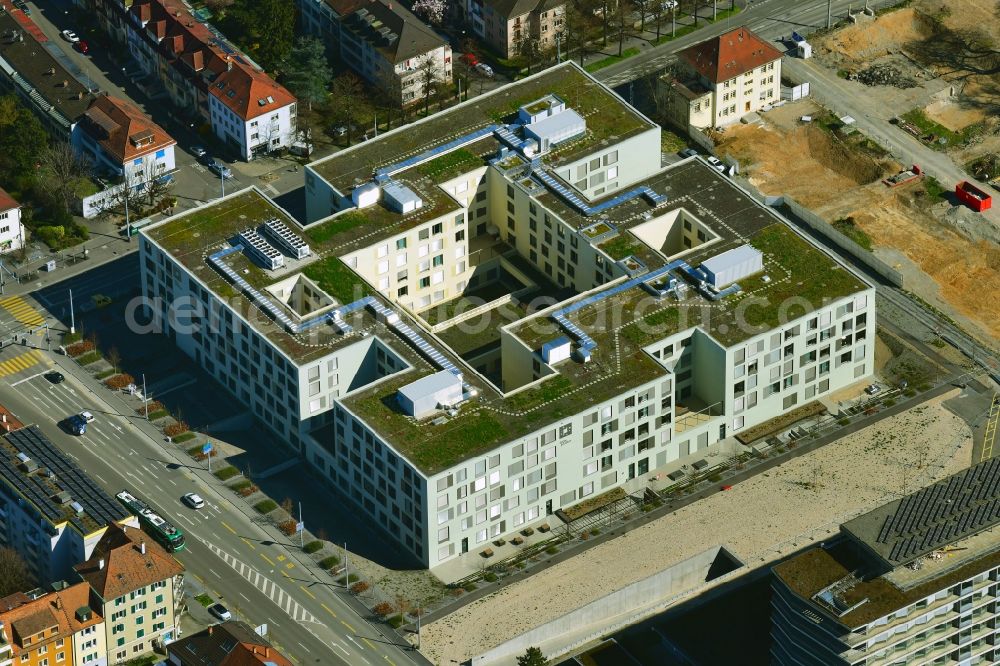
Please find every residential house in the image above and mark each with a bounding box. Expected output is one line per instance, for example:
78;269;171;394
0;426;136;586
297;0;452;106
109;0;296;160
466;0;565;59
0;188;25;254
74;524;184;664
73;95;177;181
661;26;782;130
0;582;107;666
165;621;292;666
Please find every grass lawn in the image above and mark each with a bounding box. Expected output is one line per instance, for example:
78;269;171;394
305;210;370;245
585;47;640;73
832;218;873;251
599;234;640;260
194;593;213;607
901;108;984;149
254;499;278;514
922;176;948;201
302;256;370;304
213;466;240;481
75;351;102;365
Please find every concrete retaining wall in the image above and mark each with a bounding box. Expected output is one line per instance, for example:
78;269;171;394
470;545;744;666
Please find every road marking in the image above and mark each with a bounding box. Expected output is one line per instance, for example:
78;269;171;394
0;350;44;379
220;521;237;534
299;585;316;599
10;369;46;386
208;568;221;578
321;603;336;619
240;537;256;550
176;514;196;527
297;641;311;653
260;553;276;566
340;620;356;634
331;642;350;657
362;638;376;651
94;474;107;485
239;592;250;602
286;562;295;570
0;295;45;326
276;554;286;562
384;657;395;666
167;478;178;486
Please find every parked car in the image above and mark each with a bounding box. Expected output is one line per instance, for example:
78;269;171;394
475;62;494;78
154;174;175;187
74;40;89;54
460;52;479;67
208;603;232;622
197;152;215;166
207;160;232;179
662;0;678;8
706;156;726;173
865;383;882;395
60;29;80;43
181;492;205;509
678;148;698;159
45;371;65;384
64;415;87;436
79;411;95;423
190;146;208;159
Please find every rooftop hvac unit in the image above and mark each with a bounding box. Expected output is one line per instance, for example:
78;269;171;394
352;182;380;208
699;244;763;288
238;229;284;270
397;370;463;419
262;217;311;259
382;182;423;214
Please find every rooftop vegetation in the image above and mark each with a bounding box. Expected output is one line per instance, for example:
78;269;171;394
302;256;370;305
305;210;370;245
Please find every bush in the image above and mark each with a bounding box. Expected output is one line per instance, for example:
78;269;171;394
164;421;190;438
278;519;298;536
194;593;213;607
545;546;559;555
318;555;340;569
483;572;498;583
336;574;360;585
95;369;115;380
349;581;369;595
884;398;896;407
463;582;477;592
213;466;239;481
172;432;196;444
75;351;102;365
388;615;404;628
66;341;93;357
303;540;323;554
590;527;600;536
372;602;394;618
139;401;164;414
104;373;135;390
837;418;851;426
254;499;278;514
236;482;258;497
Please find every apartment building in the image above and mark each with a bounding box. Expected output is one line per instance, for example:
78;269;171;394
0;426;136;586
297;0;451;106
72;95;176;181
772;457;1000;666
165;621;292;666
466;0;565;59
662;26;782;130
74;524;184;664
85;0;297;160
140;62;874;569
0;582;107;666
0;188;25;255
0;10;96;138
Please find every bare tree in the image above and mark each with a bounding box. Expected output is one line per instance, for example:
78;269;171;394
108;346;121;374
650;0;665;41
612;0;633;56
328;73;367;146
634;0;650;34
417;55;442;117
38;142;93;213
0;547;34;597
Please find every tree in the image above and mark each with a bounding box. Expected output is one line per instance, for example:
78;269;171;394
516;35;543;74
612;0;633;56
281;37;332;111
634;0;650;33
0;547;34;597
649;0;666;41
204;0;234;10
38;142;93;214
563;2;593;68
328;73;367;146
417;55;442;117
224;0;296;72
107;346;121;374
517;647;548;666
0;95;48;186
412;0;446;25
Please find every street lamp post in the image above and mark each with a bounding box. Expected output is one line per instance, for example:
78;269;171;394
142;373;149;420
69;289;75;335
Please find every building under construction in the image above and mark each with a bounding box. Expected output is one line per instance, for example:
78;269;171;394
772;456;1000;666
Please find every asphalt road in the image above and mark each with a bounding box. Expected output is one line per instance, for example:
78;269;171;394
0;341;428;666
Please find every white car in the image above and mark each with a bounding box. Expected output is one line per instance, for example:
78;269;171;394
181;492;205;510
662;0;678;8
61;30;80;43
208;603;231;622
79;411;95;423
475;63;494;78
706;156;726;173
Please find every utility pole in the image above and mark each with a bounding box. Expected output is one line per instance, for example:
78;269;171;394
344;542;349;586
142;373;149;420
298;502;304;548
68;289;75;335
827;0;832;28
221;169;226;199
124;182;131;242
671;8;676;38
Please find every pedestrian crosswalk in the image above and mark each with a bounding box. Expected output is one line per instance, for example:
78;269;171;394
0;349;45;379
0;296;45;327
200;538;321;625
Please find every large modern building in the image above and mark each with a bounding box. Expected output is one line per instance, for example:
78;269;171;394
772;457;1000;666
0;426;137;586
0;582;107;666
140;62;875;568
662;26;783;130
73;524;184;664
297;0;452;106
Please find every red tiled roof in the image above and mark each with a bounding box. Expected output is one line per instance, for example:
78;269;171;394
209;61;296;122
678;26;783;84
0;583;103;657
81;95;176;164
74;524;184;600
0;186;19;212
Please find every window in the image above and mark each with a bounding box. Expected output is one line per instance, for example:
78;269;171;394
396;238;407;250
419;277;430;288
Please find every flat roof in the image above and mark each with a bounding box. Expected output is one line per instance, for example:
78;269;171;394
843;456;1000;568
0;426;131;535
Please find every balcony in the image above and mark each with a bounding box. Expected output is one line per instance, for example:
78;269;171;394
674;396;723;434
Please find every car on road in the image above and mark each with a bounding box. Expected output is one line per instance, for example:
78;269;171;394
80;411;95;423
865;383;882;395
662;0;678;8
678;148;698;159
74;40;89;54
706;156;726;173
207;160;232;179
475;62;494;78
45;371;65;384
64;414;87;436
208;603;232;622
197;152;215;166
190;146;207;159
181;492;205;509
60;29;80;43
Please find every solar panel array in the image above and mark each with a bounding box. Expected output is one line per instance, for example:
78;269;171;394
238;229;284;270
1;426;129;534
873;457;1000;564
262;218;311;259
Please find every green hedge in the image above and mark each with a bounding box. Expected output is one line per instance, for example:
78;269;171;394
213;466;239;481
303;540;324;554
231;479;252;492
319;555;341;569
254;499;278;514
75;351;102;365
172;432;196;444
147;409;169;421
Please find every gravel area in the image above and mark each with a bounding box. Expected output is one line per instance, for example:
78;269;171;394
421;392;973;664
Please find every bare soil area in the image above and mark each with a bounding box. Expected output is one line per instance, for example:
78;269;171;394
421;394;973;664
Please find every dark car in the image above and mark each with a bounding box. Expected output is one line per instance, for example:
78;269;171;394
64;414;87;436
207;160;232;179
45;371;65;384
190;146;208;159
198;152;215;166
75;40;89;54
678;148;699;159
